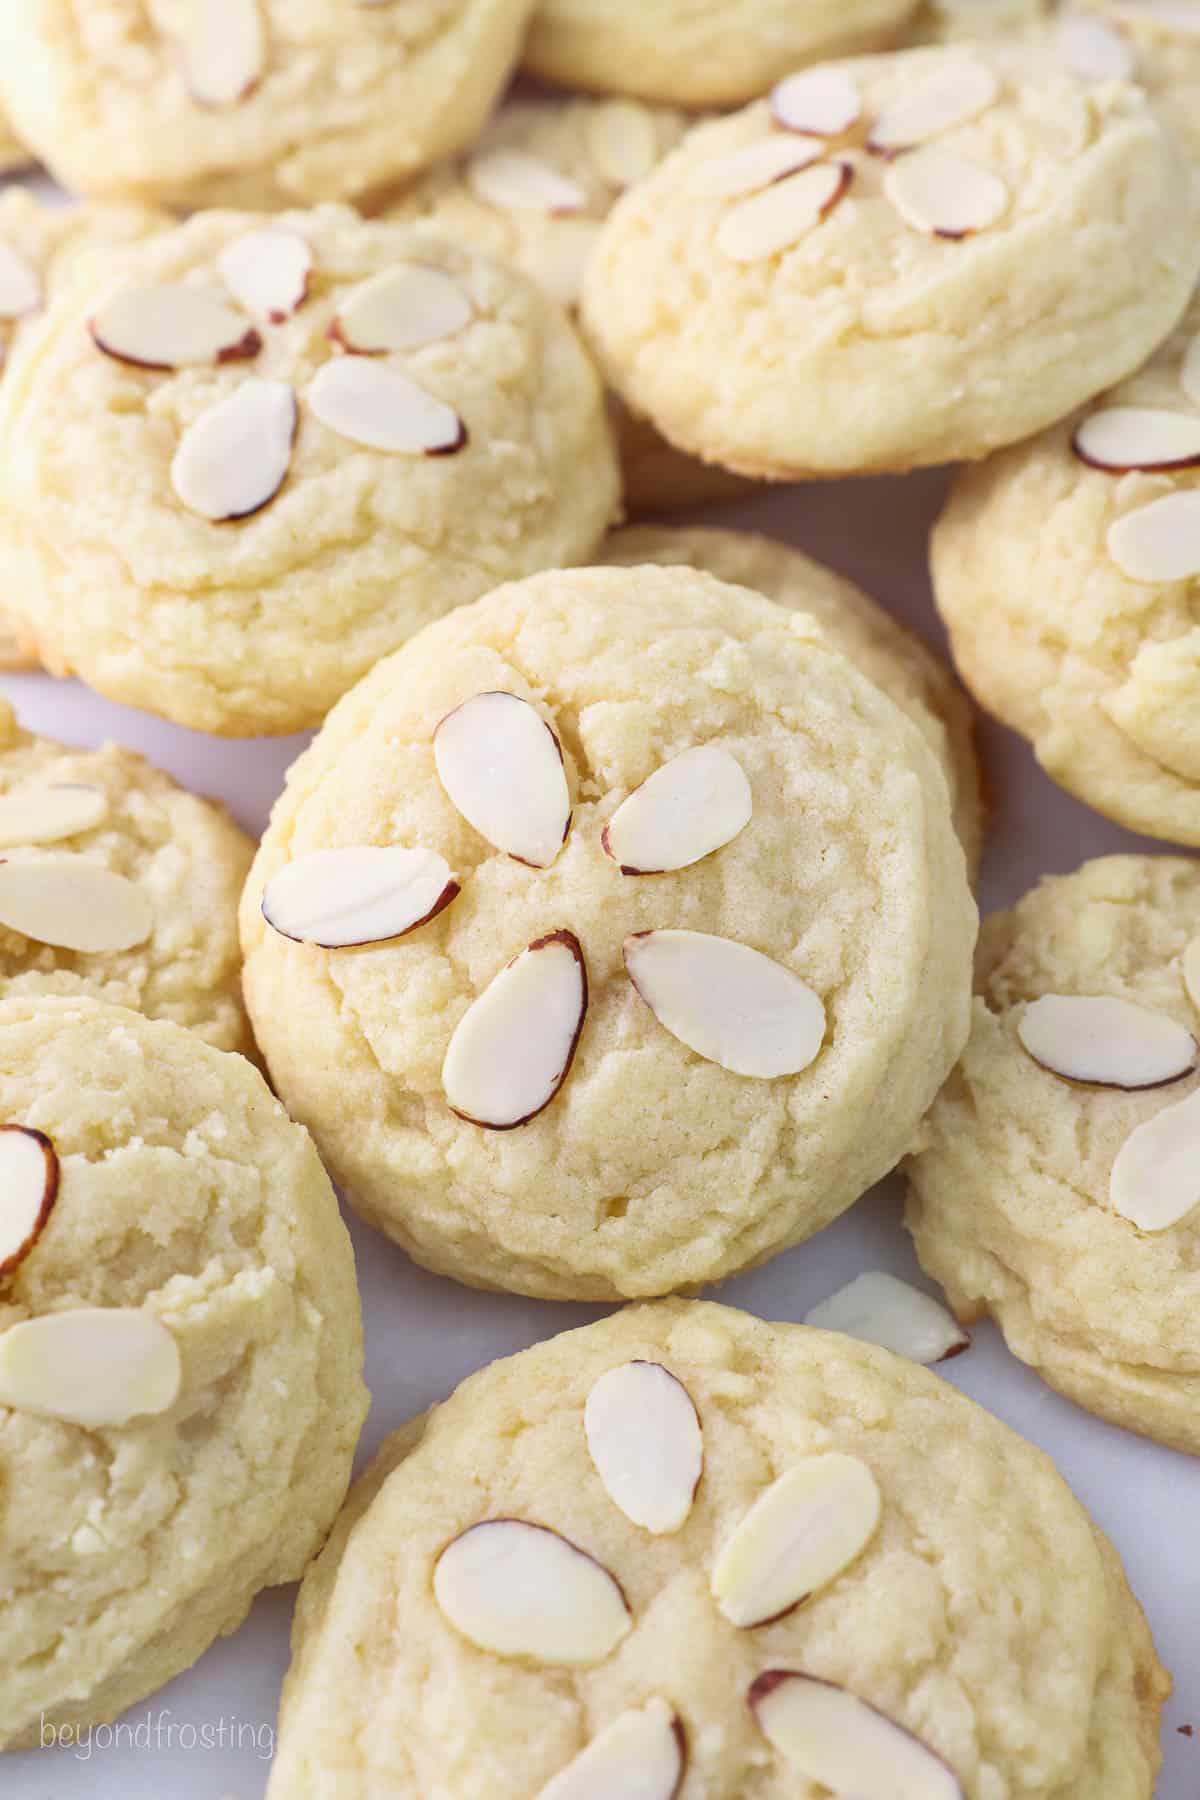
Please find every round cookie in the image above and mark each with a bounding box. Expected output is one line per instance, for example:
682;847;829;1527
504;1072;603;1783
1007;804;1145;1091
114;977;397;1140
239;565;976;1301
603;525;985;875
0;992;368;1749
932;288;1200;846
0;0;537;211
908;854;1200;1456
0;205;620;736
581;45;1200;477
522;0;922;107
267;1300;1167;1799
0;696;254;1053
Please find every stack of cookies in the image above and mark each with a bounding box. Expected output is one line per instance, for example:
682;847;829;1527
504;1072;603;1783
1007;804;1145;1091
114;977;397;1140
0;2;1197;1794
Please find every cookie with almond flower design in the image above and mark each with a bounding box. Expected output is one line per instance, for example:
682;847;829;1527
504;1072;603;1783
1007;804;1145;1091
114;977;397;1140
267;1300;1167;1799
240;565;976;1300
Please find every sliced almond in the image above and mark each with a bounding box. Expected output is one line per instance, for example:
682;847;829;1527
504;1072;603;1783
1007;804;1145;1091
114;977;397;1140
1180;335;1200;407
770;68;862;137
586;100;660;188
538;1699;685;1800
171;378;297;521
1057;15;1137;81
443;931;587;1129
585;1361;703;1534
262;845;459;947
174;0;266;107
867;61;1000;155
804;1272;970;1364
0;860;153;953
90;285;260;370
749;1673;963;1800
0;785;107;851
434;691;571;867
0;1308;181;1427
715;162;852;262
0;240;40;321
688;136;824;201
1073;407;1200;473
712;1454;881;1628
624;930;825;1079
308;358;465;455
329;265;473;355
1018;993;1196;1090
1183;935;1200;1013
1108;491;1200;583
433;1520;630;1664
217;227;312;322
602;745;751;875
0;1126;59;1278
1110;1086;1200;1230
467;148;587;215
884;147;1008;238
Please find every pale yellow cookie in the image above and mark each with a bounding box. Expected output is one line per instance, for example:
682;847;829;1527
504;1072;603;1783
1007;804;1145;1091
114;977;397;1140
0;104;30;175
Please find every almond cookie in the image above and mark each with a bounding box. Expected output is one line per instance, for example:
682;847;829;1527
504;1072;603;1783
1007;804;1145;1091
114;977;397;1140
581;45;1199;477
267;1299;1167;1799
0;206;619;736
908;854;1200;1455
239;565;976;1300
603;525;985;874
933;288;1200;846
0;0;537;210
0;992;368;1749
0;696;254;1053
522;0;921;107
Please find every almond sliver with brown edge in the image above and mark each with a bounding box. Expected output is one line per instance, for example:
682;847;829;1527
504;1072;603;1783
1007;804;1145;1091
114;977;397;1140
443;931;587;1129
0;1126;59;1278
688;136;824;201
602;744;751;873
90;285;260;369
884;147;1008;238
624;930;825;1078
771;67;862;136
262;846;459;947
711;1453;881;1627
537;1699;685;1800
434;1520;630;1664
174;0;266;106
330;265;473;354
0;1308;181;1427
1073;407;1200;473
1017;993;1196;1089
171;379;297;521
434;690;571;867
585;1360;703;1533
749;1672;964;1799
308;358;465;454
867;60;999;154
218;227;312;322
715;162;852;261
804;1271;969;1364
0;860;153;953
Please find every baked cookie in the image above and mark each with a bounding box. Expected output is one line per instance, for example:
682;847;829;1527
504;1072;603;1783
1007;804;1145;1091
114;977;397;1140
933;288;1200;846
0;992;367;1748
0;206;619;736
581;45;1199;477
909;854;1200;1454
239;565;976;1300
0;0;537;211
522;0;922;107
0;105;30;175
0;697;254;1052
268;1300;1167;1799
603;525;985;874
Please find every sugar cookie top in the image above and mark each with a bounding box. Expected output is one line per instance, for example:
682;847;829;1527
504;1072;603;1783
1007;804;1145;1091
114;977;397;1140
582;45;1199;476
0;187;164;368
909;854;1200;1454
240;565;975;1300
0;0;537;209
0;206;619;736
268;1300;1166;1799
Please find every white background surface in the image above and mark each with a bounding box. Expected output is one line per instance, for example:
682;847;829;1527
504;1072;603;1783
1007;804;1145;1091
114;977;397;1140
1;194;1198;1800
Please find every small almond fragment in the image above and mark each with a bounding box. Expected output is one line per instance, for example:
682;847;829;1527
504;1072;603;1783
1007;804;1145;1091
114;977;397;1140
1108;491;1200;582
0;240;40;321
624;930;825;1079
867;61;1000;154
467;148;587;215
171;378;297;521
749;1672;963;1800
1018;993;1196;1090
1183;935;1200;1013
602;745;752;874
329;265;473;354
585;1361;703;1534
0;860;153;953
804;1272;969;1364
715;161;852;262
1180;335;1200;407
434;691;571;867
218;227;312;322
308;358;465;455
1073;407;1200;473
262;846;459;947
688;136;824;201
174;0;266;106
0;1126;59;1278
443;930;587;1129
0;1308;181;1427
433;1519;630;1664
587;100;660;187
771;68;862;137
1110;1086;1200;1230
1057;15;1137;81
90;285;260;370
884;147;1008;238
0;785;108;850
538;1699;685;1800
712;1454;881;1628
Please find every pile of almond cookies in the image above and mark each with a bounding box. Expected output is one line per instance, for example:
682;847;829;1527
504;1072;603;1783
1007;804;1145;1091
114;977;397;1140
0;3;1197;1796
